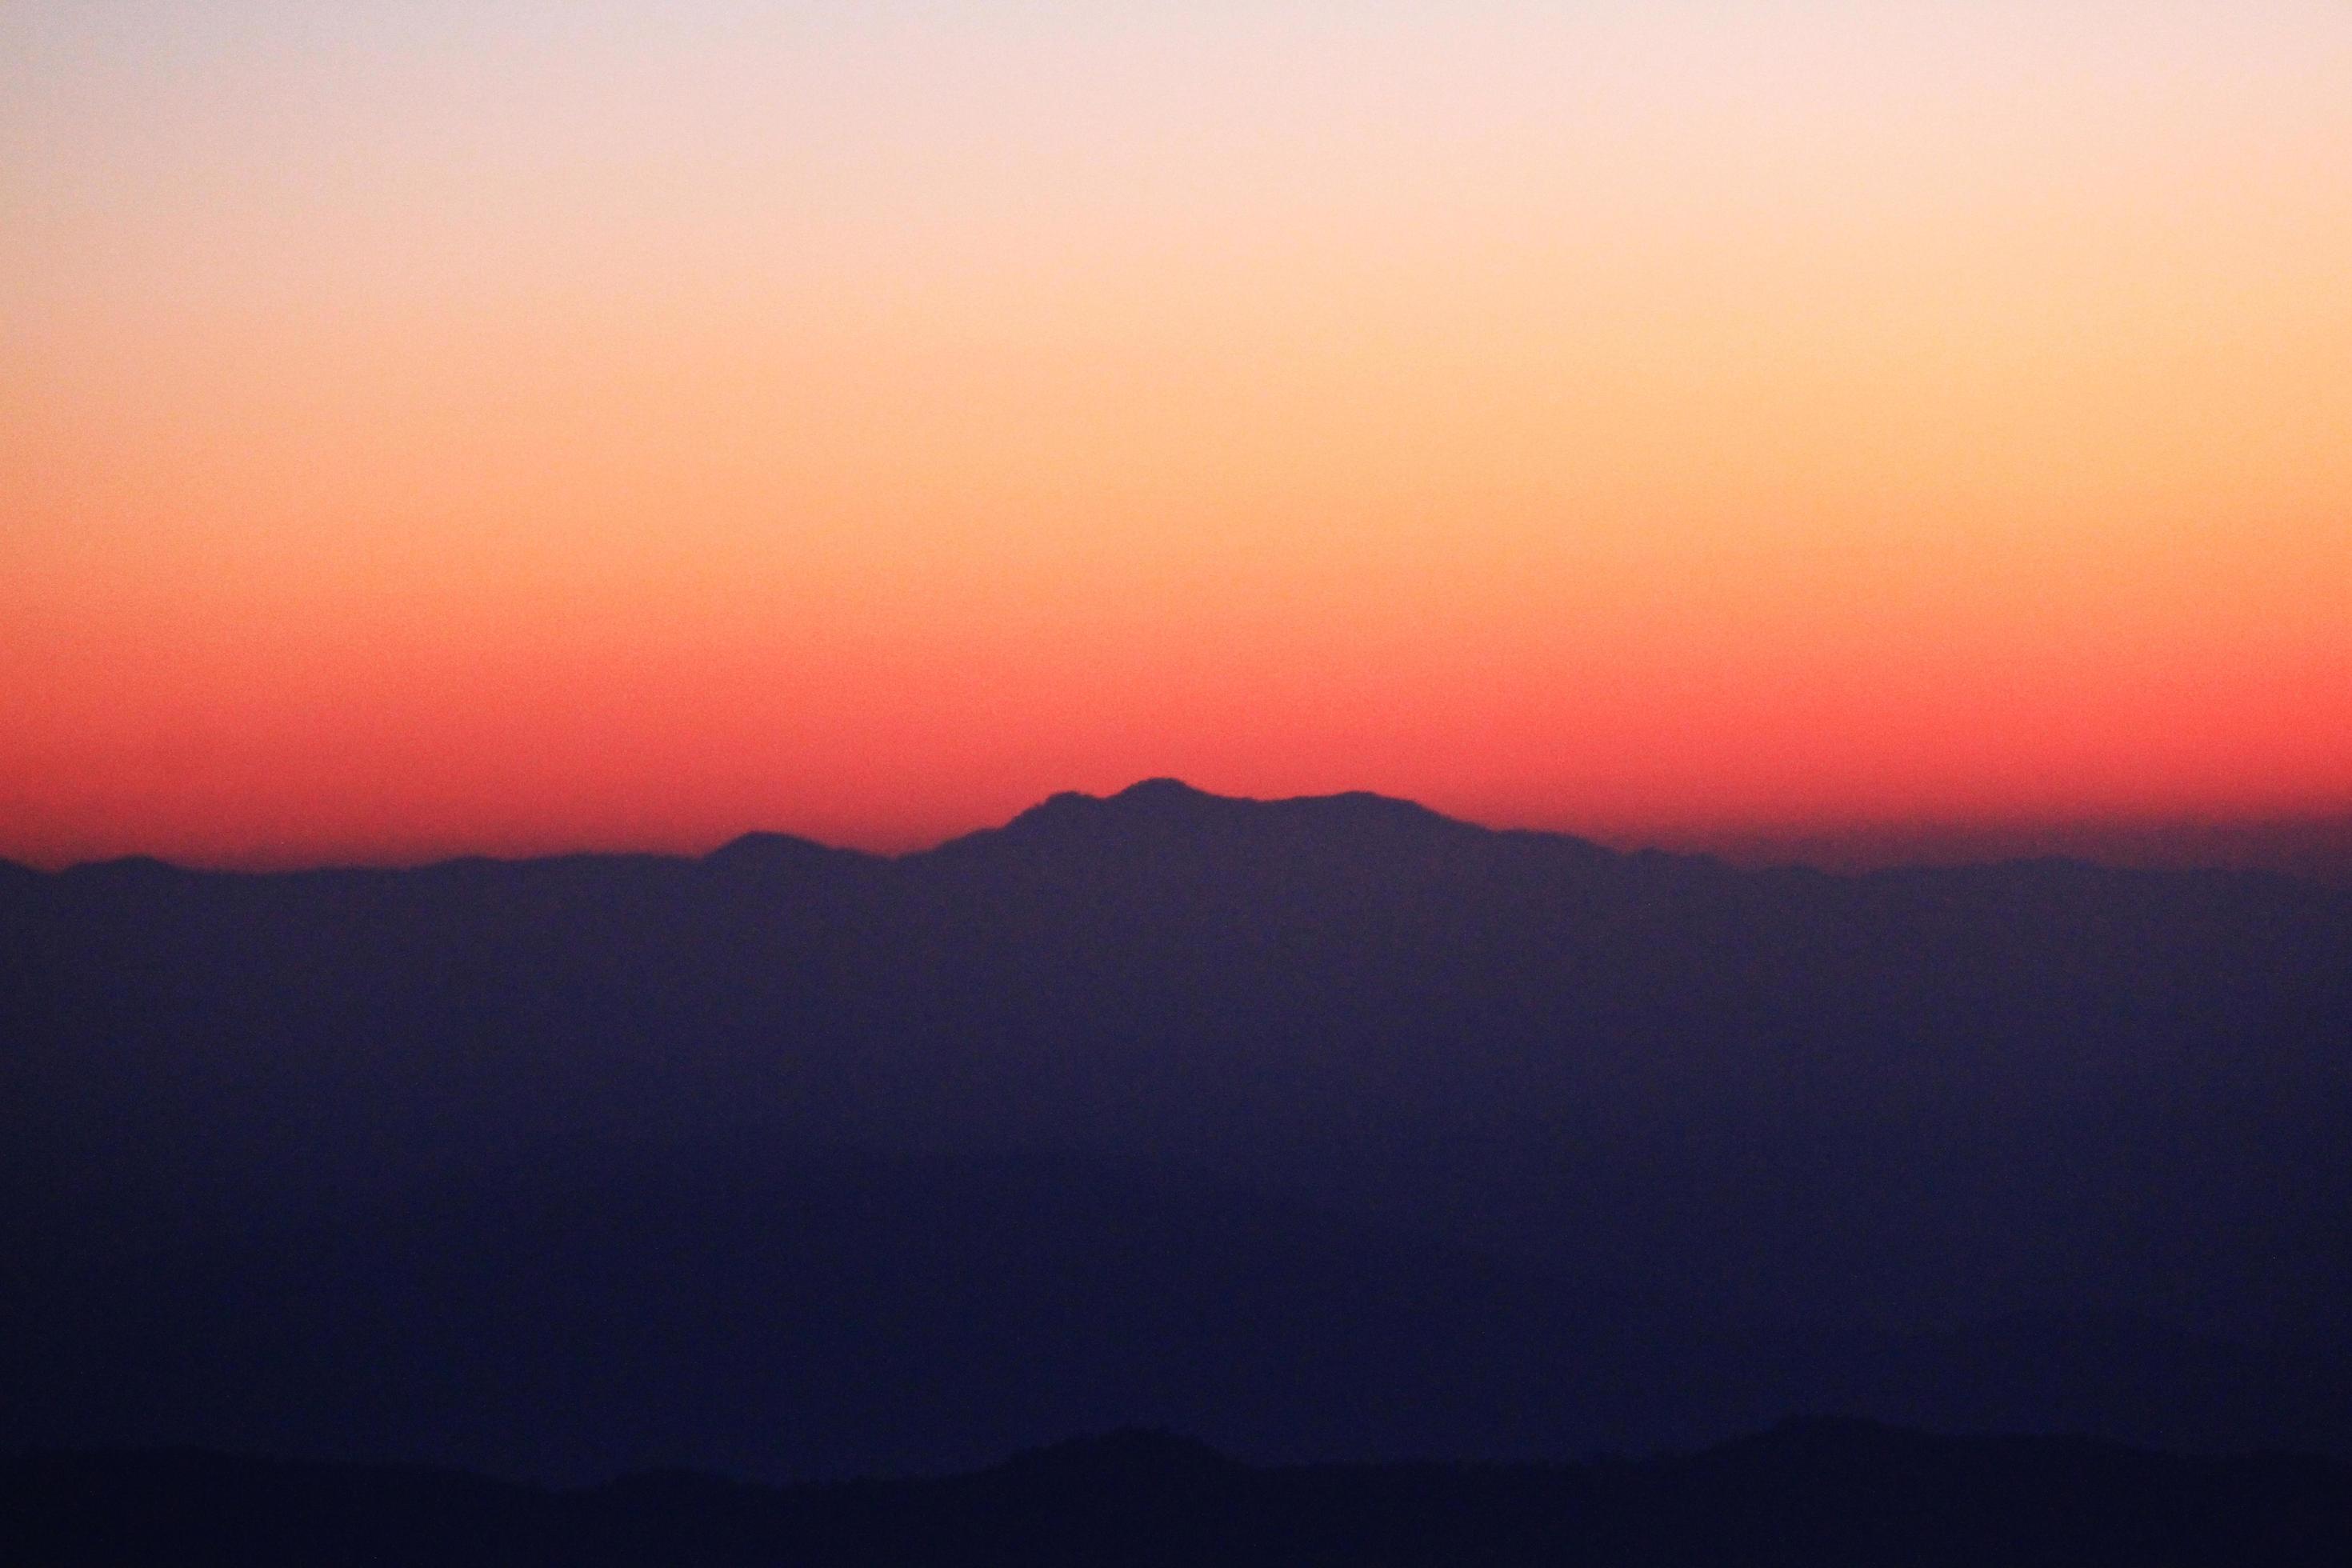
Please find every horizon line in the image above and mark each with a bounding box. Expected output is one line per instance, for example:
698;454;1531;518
10;778;2352;882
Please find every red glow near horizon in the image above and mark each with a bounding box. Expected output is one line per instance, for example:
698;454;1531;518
6;6;2350;871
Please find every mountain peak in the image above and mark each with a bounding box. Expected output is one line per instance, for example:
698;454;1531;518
992;780;1225;837
950;780;1486;858
1110;777;1212;805
703;830;866;870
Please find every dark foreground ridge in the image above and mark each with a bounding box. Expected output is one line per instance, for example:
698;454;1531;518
12;1421;2352;1567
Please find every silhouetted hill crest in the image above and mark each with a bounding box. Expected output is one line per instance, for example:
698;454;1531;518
930;779;1504;867
702;832;879;877
14;1424;2352;1566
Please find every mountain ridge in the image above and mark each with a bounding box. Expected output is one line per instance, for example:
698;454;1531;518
12;1420;2352;1566
20;778;2343;885
8;778;2350;1481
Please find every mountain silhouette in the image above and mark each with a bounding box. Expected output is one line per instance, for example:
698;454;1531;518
6;782;2350;1479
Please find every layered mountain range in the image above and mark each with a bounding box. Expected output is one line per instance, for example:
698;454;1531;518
6;781;2349;1481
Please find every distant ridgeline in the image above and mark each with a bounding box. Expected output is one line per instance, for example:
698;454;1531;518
11;1423;2352;1568
5;781;2351;1483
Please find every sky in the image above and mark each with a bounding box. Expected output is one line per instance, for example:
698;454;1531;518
5;2;2349;868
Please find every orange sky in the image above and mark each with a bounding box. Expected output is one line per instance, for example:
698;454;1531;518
5;3;2349;868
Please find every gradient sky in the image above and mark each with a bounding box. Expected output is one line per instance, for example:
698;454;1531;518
6;2;2349;867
